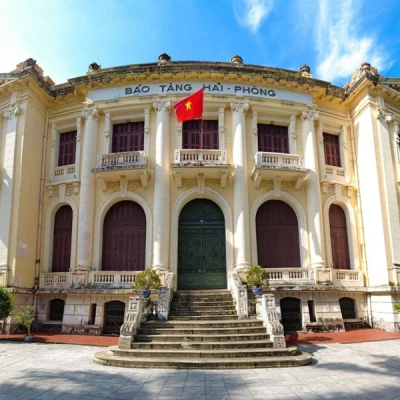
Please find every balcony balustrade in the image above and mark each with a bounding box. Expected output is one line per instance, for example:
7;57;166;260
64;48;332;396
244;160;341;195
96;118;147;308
53;164;76;182
92;151;150;188
251;152;309;189
171;149;230;190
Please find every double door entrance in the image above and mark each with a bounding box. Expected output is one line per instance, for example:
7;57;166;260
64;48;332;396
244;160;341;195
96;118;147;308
178;199;227;290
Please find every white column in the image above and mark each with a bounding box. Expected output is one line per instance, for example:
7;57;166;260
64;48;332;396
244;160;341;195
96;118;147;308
76;106;99;269
152;100;171;271
0;103;19;268
301;110;326;268
231;101;251;272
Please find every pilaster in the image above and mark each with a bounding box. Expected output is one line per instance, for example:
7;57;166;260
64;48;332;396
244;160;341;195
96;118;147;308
152;100;171;271
231;101;251;272
301;109;325;268
76;106;99;269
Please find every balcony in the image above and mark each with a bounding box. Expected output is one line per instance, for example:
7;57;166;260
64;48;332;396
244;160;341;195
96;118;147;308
267;268;313;286
171;149;231;190
54;164;76;182
92;151;150;189
251;152;309;190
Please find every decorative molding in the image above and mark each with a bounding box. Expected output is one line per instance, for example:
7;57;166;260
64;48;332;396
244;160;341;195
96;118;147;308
152;100;171;113
231;101;249;114
301;109;319;122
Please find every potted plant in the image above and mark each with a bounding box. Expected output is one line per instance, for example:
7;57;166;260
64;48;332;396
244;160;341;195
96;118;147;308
246;265;268;296
134;269;161;298
15;305;35;341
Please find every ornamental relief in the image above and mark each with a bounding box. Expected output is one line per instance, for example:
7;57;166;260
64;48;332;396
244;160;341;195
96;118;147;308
106;182;120;193
281;181;295;191
127;180;144;191
259;181;274;191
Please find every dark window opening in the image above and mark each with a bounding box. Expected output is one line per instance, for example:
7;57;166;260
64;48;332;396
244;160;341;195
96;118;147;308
58;131;76;166
182;120;219;149
112;122;144;153
339;297;356;319
329;204;351;270
257;124;289;153
89;303;97;325
308;300;316;323
52;206;72;273
323;132;341;167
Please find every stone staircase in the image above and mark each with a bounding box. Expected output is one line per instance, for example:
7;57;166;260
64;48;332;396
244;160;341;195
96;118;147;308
94;290;312;369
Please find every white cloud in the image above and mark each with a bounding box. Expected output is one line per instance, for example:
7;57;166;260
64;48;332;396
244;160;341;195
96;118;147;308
315;0;389;83
233;0;274;33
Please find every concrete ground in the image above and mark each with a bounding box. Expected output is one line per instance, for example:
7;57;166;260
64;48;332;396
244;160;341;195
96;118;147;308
0;334;400;399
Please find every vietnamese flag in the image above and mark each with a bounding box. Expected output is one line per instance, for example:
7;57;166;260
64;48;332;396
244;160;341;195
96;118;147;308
174;88;204;123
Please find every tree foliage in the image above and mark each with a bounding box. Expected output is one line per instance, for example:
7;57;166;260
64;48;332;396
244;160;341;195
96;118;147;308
246;265;269;288
394;301;400;313
134;269;161;291
15;306;35;336
0;286;14;321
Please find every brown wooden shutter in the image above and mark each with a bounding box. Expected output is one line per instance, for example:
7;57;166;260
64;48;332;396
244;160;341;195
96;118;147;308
58;131;76;166
257;124;289;153
256;200;300;268
329;204;351;269
102;201;146;271
323;133;341;167
183;120;218;149
52;206;72;273
112;122;144;153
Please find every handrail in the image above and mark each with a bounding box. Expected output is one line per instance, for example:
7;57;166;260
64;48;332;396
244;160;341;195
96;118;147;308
229;272;248;319
259;294;286;348
157;272;175;321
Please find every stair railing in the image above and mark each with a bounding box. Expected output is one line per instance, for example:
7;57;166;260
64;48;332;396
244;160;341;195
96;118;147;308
157;272;175;321
118;296;143;349
258;294;286;348
229;272;248;319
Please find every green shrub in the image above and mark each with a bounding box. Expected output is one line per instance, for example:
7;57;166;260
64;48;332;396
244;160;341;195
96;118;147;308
15;306;35;336
0;286;14;321
135;269;161;291
394;301;400;312
246;265;269;288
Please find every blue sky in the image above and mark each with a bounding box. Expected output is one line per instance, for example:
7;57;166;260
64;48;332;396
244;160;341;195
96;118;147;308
1;0;399;87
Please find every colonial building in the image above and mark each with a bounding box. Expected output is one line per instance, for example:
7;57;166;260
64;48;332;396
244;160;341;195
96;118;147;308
1;54;400;334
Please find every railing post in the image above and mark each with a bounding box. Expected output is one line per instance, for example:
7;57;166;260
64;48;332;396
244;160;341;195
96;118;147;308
157;272;175;320
260;294;286;349
229;272;248;319
119;296;143;349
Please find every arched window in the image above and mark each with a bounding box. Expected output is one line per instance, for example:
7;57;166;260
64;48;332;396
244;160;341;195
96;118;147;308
329;204;351;270
102;201;146;271
49;299;65;321
256;200;300;268
52;205;72;273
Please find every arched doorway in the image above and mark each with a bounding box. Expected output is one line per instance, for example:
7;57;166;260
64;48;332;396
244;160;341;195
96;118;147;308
280;297;302;332
103;301;125;334
339;297;356;319
256;200;300;269
329;204;351;269
178;199;226;290
102;201;146;271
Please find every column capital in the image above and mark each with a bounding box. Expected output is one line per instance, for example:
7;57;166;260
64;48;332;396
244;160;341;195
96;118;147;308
153;100;171;113
231;101;249;114
301;109;318;122
376;106;394;123
81;106;99;120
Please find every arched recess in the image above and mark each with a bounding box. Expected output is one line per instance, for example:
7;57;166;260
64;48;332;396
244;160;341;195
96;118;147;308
49;298;65;321
323;196;359;270
103;300;125;334
256;200;301;269
251;191;308;268
44;197;78;273
178;199;226;290
170;188;234;281
329;204;351;269
102;200;146;271
52;205;73;272
93;191;152;270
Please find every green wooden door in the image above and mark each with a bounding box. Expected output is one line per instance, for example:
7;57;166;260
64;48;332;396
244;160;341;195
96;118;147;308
178;199;226;290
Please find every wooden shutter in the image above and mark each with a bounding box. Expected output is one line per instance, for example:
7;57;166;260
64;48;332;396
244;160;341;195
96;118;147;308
323;133;341;167
58;131;76;166
102;201;146;271
256;200;300;268
183;120;218;149
52;206;72;273
112;122;144;153
258;124;289;153
329;204;351;269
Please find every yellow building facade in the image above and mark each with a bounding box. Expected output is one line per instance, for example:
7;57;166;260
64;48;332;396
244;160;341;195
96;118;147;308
1;55;400;334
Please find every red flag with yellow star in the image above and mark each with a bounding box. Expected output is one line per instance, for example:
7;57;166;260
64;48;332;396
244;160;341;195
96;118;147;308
174;88;204;123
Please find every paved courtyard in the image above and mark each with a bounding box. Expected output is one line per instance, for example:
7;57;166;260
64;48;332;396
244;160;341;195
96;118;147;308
0;338;400;399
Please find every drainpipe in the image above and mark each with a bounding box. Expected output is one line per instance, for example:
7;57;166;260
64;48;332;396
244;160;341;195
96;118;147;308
34;109;50;313
347;111;371;325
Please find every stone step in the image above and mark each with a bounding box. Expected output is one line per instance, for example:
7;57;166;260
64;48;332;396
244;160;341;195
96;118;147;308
135;332;271;342
140;319;264;329
137;327;268;336
168;310;237;317
130;340;273;350
168;314;239;321
102;345;299;359
94;352;313;369
170;302;235;310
